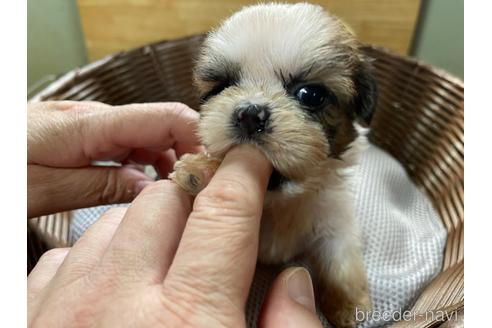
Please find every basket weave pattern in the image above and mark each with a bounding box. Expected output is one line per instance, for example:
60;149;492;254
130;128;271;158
30;35;464;327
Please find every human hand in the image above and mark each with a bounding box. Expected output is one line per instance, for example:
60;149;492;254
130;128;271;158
27;101;201;218
28;145;322;327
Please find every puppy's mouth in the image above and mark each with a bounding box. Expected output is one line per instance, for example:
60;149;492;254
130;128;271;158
267;168;287;191
228;128;288;191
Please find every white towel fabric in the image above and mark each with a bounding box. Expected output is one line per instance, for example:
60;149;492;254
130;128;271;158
70;145;446;327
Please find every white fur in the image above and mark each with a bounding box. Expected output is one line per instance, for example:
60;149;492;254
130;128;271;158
260;130;367;264
202;2;357;102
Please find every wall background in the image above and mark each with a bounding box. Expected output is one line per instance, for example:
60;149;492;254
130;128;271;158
27;0;464;96
411;0;464;78
27;0;87;96
77;0;421;61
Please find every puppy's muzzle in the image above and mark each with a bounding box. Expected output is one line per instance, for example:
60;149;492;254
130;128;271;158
233;104;270;138
231;104;285;190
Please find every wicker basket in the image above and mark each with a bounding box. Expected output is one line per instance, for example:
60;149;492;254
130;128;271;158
28;34;464;327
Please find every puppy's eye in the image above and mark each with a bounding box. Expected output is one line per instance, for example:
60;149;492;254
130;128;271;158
294;84;331;109
201;81;231;102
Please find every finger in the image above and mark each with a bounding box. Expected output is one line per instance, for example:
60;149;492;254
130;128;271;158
126;148;177;178
28;165;152;218
28;102;200;167
145;146;209;178
259;267;321;328
28;248;70;302
99;180;191;283
153;150;177;178
29;100;111;113
109;102;201;157
165;145;272;309
54;208;127;283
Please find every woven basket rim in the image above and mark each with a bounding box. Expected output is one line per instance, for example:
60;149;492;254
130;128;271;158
30;34;463;102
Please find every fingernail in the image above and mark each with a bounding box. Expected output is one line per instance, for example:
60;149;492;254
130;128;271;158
286;267;316;313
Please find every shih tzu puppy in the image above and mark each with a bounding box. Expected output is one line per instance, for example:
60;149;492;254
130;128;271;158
169;3;377;327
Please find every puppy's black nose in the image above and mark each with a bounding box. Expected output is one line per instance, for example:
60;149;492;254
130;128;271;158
234;104;270;136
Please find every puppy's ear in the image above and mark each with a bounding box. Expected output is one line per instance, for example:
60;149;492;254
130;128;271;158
352;60;378;126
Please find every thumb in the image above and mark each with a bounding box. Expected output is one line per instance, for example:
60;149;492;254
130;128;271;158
28;164;153;218
260;267;322;328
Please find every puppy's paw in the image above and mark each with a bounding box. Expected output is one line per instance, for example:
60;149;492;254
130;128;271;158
308;239;371;327
169;153;221;196
319;286;371;328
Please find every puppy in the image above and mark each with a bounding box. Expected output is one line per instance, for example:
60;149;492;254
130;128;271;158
170;3;377;327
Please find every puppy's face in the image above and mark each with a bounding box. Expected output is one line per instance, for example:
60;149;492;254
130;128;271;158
195;3;377;196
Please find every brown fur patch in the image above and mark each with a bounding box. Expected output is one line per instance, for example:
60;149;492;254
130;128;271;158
307;246;371;328
316;109;358;159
